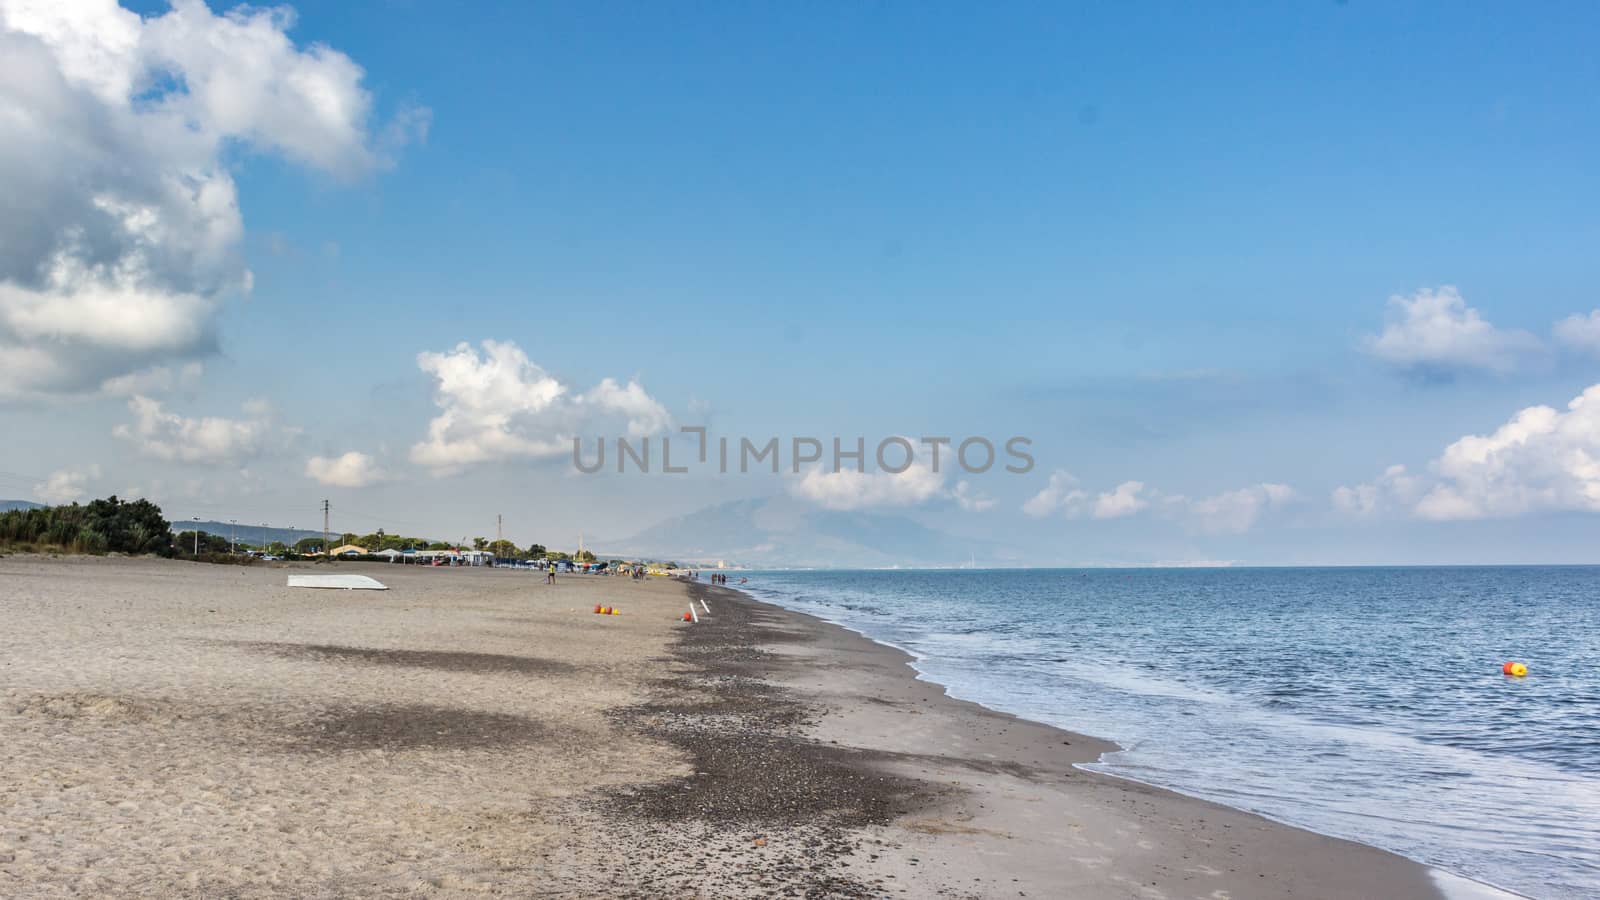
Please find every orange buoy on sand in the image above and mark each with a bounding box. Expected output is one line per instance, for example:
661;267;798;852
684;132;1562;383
681;612;693;622
1502;661;1528;677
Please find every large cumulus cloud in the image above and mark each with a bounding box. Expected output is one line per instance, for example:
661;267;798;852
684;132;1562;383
0;0;424;398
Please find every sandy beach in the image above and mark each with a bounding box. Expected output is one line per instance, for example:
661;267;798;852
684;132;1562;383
1;555;1446;898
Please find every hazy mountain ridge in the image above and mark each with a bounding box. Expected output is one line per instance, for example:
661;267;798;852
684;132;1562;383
175;521;331;547
606;496;1000;568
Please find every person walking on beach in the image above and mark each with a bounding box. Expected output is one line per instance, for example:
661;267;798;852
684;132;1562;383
546;565;556;585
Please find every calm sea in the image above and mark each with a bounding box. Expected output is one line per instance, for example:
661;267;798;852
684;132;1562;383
738;567;1600;899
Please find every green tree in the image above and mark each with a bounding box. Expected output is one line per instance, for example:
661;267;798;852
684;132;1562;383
1;496;173;556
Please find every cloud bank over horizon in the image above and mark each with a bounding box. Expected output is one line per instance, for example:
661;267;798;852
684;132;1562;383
1337;383;1600;522
1023;471;1295;535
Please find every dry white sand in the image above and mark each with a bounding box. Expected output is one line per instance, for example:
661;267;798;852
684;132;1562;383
0;555;689;898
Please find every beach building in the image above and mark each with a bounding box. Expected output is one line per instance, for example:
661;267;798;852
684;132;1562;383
409;548;495;566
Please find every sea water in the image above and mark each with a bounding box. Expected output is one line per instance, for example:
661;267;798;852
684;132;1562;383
737;567;1600;899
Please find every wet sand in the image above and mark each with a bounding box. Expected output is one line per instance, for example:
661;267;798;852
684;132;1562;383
0;555;1446;897
664;580;1447;900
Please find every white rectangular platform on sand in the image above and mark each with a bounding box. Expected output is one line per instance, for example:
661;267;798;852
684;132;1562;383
287;574;388;590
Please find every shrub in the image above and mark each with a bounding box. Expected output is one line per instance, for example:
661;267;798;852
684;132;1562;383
0;496;173;556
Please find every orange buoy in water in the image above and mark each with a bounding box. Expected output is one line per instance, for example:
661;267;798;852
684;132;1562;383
1502;661;1528;677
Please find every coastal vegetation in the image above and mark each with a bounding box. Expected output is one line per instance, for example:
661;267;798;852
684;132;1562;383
0;496;172;556
2;497;666;569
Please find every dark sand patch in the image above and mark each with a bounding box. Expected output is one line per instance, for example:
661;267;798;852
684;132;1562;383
615;692;927;827
229;641;577;676
595;581;937;898
291;703;545;752
609;585;930;827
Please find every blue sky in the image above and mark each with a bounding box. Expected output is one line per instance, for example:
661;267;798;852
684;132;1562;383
2;1;1599;563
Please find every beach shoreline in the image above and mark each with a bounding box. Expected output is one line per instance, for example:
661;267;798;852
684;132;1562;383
695;578;1462;899
0;554;1486;897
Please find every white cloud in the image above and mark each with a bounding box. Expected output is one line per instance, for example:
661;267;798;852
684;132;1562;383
1023;470;1293;533
100;360;204;396
1332;464;1421;517
410;340;670;473
791;459;947;512
787;440;1001;513
1186;483;1294;534
1338;385;1600;521
1022;472;1157;520
1023;470;1087;518
0;0;423;398
1553;310;1600;356
305;451;387;488
581;377;672;437
34;464;102;504
1362;287;1541;376
951;480;996;512
1411;384;1600;520
1094;480;1156;519
113;394;290;464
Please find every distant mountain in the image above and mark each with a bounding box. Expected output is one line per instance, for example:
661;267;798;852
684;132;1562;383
181;521;332;549
1;499;43;512
605;495;1003;568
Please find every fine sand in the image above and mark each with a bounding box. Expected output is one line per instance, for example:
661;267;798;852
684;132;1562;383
1;555;1448;898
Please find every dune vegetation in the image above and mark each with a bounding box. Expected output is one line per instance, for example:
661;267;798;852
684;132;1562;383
0;496;172;556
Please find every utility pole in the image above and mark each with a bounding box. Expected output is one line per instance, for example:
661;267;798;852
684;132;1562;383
497;514;503;553
192;517;200;556
323;499;331;558
230;519;236;555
